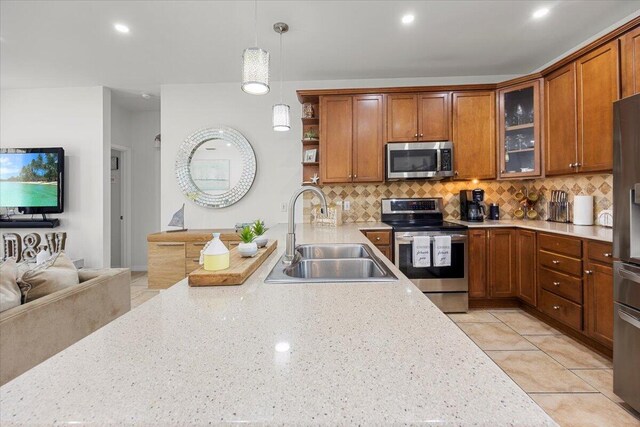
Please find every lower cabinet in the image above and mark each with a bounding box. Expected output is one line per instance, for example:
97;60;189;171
488;228;517;298
469;228;613;352
517;229;537;306
585;259;614;348
361;229;392;261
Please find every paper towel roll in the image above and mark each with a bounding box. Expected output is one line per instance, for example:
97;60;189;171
573;195;594;225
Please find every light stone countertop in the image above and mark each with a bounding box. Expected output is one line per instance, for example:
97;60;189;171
448;219;613;243
0;223;556;426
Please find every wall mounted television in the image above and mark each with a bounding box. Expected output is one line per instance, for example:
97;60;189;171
0;147;65;215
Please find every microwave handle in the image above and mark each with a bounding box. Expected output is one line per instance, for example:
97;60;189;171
436;149;442;172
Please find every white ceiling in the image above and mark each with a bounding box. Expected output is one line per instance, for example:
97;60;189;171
2;0;639;108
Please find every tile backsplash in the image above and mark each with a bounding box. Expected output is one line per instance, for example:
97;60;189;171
303;174;612;224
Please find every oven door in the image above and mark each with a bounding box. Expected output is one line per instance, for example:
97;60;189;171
394;232;468;292
386;142;441;180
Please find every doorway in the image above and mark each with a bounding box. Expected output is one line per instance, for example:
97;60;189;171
110;145;131;268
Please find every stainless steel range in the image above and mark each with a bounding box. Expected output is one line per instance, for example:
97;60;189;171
382;198;468;313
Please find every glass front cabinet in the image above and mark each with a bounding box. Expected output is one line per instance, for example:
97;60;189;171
498;80;542;179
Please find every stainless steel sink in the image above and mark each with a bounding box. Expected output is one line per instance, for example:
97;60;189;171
296;244;371;259
265;243;398;283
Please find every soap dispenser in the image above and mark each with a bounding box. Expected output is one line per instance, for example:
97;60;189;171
201;233;229;271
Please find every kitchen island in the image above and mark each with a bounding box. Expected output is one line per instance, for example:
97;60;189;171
0;223;555;425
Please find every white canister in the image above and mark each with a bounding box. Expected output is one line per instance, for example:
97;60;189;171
573;195;594;225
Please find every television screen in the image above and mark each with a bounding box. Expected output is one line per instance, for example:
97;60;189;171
0;148;64;213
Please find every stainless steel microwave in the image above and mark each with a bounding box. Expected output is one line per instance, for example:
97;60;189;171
386;142;454;180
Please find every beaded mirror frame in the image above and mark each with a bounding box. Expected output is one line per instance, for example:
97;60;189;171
175;127;257;208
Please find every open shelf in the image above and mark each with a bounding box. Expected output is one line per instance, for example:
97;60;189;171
301;117;319;125
302;139;320;145
505;123;534;132
302;162;319;166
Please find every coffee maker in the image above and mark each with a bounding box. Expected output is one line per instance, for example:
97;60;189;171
460;189;486;222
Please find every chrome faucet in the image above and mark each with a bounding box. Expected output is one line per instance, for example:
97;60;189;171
284;186;328;264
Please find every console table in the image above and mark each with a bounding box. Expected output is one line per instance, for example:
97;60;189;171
147;229;241;289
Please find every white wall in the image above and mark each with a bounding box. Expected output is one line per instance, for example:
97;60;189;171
161;75;517;230
0;86;111;268
128;110;161;271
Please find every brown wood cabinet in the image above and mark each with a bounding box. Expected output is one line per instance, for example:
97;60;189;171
452;91;496;180
320;95;353;183
545;63;578;176
621;26;640;97
545;41;620;176
585;241;614;348
147;230;241;289
386;92;450;142
576;41;620;173
468;229;488;298
320;95;384;183
488;229;517;297
516;229;537;306
361;229;392;261
497;80;543;179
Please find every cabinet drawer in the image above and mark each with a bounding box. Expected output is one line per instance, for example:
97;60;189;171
539;267;583;304
185;257;201;274
363;230;391;246
587;241;614;265
538;233;582;258
186;242;207;258
375;245;392;260
539;250;583;277
148;242;186;289
539;289;582;330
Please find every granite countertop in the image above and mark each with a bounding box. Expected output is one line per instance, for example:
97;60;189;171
0;223;555;426
448;219;613;243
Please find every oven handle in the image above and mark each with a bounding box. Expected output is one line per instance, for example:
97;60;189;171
397;234;467;242
618;309;640;330
619;267;640;284
436;149;442;172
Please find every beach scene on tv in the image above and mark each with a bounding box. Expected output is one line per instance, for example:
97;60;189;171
0;153;59;207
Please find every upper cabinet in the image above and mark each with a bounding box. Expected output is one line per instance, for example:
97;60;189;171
576;41;620;174
621;26;640;97
452;91;496;180
498;80;543;179
386;93;450;142
320;94;384;184
545;41;620;176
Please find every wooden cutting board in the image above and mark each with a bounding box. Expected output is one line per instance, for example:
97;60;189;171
188;240;278;286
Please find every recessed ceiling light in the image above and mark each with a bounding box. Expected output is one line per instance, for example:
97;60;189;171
532;7;550;19
114;23;130;34
141;93;151;100
401;14;415;25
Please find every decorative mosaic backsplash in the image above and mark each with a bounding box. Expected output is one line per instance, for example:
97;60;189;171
303;174;613;224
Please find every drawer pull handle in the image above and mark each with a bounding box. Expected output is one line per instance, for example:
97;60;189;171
603;253;612;257
585;270;593;275
193;243;206;247
552;260;560;265
156;243;183;247
553;281;560;286
376;237;381;241
553;305;561;310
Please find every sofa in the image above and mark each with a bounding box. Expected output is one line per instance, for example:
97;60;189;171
0;268;131;385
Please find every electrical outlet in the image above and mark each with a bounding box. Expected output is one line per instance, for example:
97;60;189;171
343;200;351;211
280;202;288;212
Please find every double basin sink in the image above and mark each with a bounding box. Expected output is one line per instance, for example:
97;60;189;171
265;243;398;283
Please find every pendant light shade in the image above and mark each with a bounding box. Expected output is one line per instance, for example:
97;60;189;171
272;22;290;132
272;104;290;131
241;47;270;95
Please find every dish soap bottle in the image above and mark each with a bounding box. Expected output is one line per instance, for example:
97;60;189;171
201;233;229;271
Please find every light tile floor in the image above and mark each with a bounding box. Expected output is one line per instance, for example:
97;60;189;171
450;308;640;427
127;276;639;425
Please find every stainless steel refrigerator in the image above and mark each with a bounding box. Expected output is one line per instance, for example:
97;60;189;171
613;92;640;413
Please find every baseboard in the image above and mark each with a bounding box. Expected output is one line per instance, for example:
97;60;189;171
469;298;520;309
130;265;148;272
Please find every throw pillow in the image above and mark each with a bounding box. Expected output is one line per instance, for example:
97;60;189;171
0;258;22;312
20;252;79;303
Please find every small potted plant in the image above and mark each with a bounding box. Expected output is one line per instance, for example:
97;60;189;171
252;220;268;248
237;226;258;257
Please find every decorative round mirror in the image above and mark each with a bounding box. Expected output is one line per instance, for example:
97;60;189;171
175;127;257;208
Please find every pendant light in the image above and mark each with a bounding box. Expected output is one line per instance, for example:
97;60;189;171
272;22;290;131
241;0;269;95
